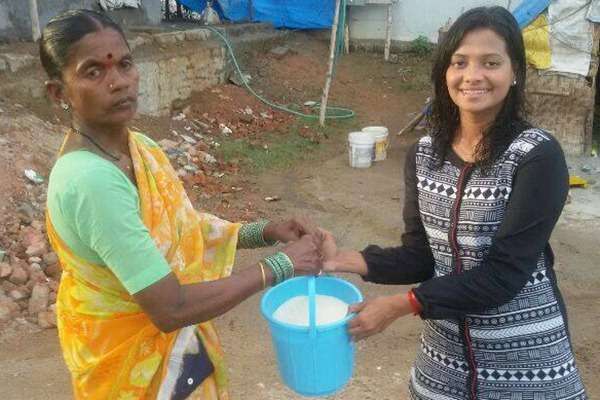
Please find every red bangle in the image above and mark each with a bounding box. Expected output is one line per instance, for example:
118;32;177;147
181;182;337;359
407;289;422;316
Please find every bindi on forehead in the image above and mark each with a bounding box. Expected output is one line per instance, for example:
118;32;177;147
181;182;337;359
102;53;115;68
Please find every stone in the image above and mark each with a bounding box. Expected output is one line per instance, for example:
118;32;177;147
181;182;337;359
28;262;42;273
31;220;44;231
270;46;290;58
240;113;254;124
21;226;45;248
38;309;57;329
0;58;7;72
28;256;42;264
229;72;251;87
181;134;197;145
28;283;50;314
198;151;217;164
26;241;47;257
185;29;209;42
128;36;151;51
8;265;28;285
2;53;37;73
0;262;12;278
158;139;179;152
0;298;20;322
48;280;59;293
154;33;180;46
8;287;29;301
17;203;35;225
44;263;61;280
1;280;18;293
42;252;58;266
177;156;188;166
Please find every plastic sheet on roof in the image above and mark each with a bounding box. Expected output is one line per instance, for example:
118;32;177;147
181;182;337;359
177;0;335;28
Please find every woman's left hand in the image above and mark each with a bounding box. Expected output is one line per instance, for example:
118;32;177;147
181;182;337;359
348;294;413;341
263;216;317;243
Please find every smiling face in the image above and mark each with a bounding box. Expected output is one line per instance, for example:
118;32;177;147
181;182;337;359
445;28;515;122
60;28;139;129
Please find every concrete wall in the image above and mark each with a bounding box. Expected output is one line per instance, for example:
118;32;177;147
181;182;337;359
0;29;228;116
349;0;522;43
0;1;32;41
136;32;228;116
0;0;161;41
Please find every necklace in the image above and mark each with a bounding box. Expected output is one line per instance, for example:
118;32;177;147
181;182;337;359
71;127;121;161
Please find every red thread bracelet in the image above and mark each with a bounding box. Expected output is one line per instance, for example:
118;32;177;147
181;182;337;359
407;289;422;316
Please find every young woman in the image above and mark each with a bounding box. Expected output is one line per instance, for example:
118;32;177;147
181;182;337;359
322;7;588;400
41;9;323;399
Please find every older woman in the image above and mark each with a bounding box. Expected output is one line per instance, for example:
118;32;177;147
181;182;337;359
322;6;588;400
41;9;322;399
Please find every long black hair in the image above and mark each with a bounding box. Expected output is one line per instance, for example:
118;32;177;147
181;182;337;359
429;6;530;168
39;9;128;80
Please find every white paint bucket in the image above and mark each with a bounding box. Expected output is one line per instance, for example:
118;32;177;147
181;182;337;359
362;126;389;161
348;131;375;168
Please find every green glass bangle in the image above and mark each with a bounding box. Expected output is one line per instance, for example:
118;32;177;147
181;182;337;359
238;220;276;249
263;252;294;285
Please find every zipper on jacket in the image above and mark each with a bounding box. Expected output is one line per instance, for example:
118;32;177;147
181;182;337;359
449;163;478;400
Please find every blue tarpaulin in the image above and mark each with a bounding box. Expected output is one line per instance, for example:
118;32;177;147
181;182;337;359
177;0;335;29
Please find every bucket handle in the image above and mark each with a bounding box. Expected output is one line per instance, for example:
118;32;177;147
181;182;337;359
308;275;317;339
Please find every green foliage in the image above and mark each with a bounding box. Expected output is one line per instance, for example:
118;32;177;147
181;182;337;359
217;119;355;173
409;35;433;57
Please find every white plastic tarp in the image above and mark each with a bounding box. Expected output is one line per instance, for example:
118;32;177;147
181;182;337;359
587;0;600;23
98;0;141;10
548;0;593;76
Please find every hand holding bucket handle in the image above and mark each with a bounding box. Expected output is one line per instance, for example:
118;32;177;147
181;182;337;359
347;294;413;342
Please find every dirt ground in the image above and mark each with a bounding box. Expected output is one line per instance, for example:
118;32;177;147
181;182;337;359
1;32;599;399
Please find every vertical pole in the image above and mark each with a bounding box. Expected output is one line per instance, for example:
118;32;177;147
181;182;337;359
384;3;392;61
344;20;350;54
319;0;342;127
29;0;41;41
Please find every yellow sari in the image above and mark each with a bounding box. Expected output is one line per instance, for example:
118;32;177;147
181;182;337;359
46;131;241;399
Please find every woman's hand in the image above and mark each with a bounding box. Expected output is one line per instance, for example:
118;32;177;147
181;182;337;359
347;294;412;341
281;234;322;276
317;229;369;276
263;216;317;244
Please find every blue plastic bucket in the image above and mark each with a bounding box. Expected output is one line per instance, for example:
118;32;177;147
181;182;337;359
260;276;363;397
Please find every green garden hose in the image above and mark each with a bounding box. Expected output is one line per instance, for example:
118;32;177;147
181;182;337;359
201;18;355;121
